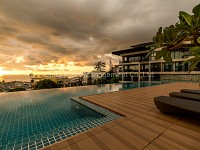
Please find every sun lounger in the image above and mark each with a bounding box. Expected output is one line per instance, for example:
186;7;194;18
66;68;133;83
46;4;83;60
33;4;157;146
154;96;200;115
180;89;200;95
169;92;200;102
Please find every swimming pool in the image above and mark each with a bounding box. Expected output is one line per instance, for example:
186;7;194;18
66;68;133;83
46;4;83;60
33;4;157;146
0;81;162;149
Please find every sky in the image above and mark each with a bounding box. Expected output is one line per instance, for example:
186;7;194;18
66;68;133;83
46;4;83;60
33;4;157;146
0;0;199;75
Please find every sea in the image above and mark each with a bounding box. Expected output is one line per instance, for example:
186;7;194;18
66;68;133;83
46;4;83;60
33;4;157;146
0;75;31;82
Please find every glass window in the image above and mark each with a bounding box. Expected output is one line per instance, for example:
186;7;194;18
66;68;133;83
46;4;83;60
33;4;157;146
174;51;180;59
124;57;127;62
182;63;189;71
129;56;141;62
130;65;139;71
164;63;173;72
175;62;182;71
151;63;161;72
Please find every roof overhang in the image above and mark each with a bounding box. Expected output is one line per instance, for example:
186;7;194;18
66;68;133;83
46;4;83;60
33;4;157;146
112;42;153;56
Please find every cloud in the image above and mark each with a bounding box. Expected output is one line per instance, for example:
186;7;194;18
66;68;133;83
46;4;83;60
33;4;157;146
0;0;199;74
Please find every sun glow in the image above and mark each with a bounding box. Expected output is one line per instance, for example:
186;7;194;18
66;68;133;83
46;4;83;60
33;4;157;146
0;67;9;75
0;59;94;76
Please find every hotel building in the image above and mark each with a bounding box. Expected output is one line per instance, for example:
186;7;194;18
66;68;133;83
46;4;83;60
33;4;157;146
112;42;200;82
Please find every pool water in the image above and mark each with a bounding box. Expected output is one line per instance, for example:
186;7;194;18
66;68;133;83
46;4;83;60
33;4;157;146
0;81;162;149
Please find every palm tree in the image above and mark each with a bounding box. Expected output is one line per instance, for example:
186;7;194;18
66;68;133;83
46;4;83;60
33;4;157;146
94;61;106;72
147;3;200;72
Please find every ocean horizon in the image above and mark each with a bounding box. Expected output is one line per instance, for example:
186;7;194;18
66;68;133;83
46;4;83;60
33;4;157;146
0;75;31;82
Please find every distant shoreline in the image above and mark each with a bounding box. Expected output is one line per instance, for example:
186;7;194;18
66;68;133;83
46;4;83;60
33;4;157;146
0;74;82;82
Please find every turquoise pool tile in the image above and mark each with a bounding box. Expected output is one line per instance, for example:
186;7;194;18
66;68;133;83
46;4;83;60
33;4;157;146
0;82;162;149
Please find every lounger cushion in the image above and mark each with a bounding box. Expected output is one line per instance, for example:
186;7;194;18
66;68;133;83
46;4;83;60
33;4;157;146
180;89;200;95
169;92;200;102
154;96;200;115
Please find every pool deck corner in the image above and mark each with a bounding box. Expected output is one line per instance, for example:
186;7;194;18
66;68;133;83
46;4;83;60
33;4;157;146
42;82;200;150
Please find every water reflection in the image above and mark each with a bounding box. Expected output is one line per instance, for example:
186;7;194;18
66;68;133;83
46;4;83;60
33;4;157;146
71;100;104;118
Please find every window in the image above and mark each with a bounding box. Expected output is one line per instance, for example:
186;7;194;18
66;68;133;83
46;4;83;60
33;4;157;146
175;62;182;71
151;63;161;72
141;64;149;72
124;57;128;62
150;53;156;61
129;56;141;62
164;63;173;72
182;63;189;71
174;51;180;59
130;65;139;72
171;51;182;59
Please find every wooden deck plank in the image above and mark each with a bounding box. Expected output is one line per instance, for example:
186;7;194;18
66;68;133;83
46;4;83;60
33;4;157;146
68;143;82;150
43;82;200;150
95;131;130;150
158;135;194;150
81;138;102;150
111;124;149;146
108;126;145;149
76;141;93;150
150;139;179;150
162;130;200;149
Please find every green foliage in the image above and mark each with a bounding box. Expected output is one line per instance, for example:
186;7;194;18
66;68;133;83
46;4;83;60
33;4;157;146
181;46;200;72
179;11;193;27
8;88;26;92
34;79;58;90
155;48;166;60
193;4;200;16
94;61;106;72
153;27;164;47
147;3;200;72
94;71;119;85
110;77;119;83
87;73;93;85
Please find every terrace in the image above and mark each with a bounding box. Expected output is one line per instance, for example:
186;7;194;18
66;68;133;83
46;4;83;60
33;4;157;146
43;82;200;150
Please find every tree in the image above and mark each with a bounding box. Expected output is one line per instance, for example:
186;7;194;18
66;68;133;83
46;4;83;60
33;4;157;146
87;73;93;85
57;80;64;88
147;3;200;72
34;79;58;90
94;61;106;72
110;77;119;83
94;71;119;85
8;88;26;92
104;71;119;84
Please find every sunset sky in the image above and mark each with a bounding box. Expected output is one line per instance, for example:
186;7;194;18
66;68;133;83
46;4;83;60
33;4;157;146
0;0;199;75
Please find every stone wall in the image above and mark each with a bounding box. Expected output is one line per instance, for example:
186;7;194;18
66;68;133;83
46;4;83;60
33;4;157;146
161;74;200;82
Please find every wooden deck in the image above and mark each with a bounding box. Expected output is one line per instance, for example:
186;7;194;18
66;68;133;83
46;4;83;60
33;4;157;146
43;82;200;150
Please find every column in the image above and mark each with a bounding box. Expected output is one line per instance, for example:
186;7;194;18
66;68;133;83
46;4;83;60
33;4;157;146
148;62;151;82
138;63;141;82
173;62;175;72
122;57;125;82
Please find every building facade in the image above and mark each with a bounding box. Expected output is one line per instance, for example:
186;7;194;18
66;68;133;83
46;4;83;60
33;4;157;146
112;42;200;82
